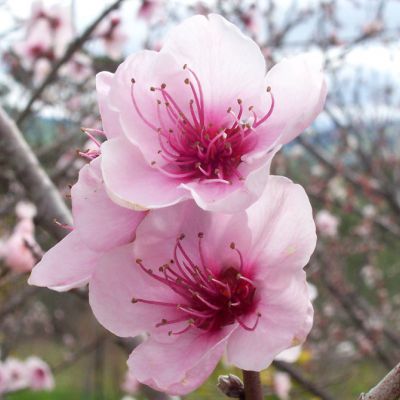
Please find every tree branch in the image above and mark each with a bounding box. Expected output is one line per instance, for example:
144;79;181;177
0;106;72;240
359;361;400;400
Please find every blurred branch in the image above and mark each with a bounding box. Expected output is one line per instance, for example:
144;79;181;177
321;267;396;369
16;0;124;126
297;136;400;216
359;361;400;400
273;361;335;400
0;106;72;240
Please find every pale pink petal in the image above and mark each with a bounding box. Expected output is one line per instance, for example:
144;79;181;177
28;231;97;291
96;72;121;139
226;271;312;371
245;176;316;278
89;244;185;338
128;328;231;395
265;55;327;145
107;50;183;162
101;138;189;210
72;157;145;251
161;14;266;120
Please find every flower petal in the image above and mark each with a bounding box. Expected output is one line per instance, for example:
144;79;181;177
265;54;327;145
226;270;312;371
128;329;231;395
72;157;145;251
101;137;189;210
96;71;122;139
28;231;97;291
246;175;316;277
161;14;266;120
89;244;185;338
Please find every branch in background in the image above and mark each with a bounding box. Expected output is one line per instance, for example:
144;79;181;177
16;0;124;126
272;361;335;400
359;361;400;400
297;136;400;216
0;106;72;240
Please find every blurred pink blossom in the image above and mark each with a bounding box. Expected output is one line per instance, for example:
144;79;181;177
25;356;54;391
122;370;140;395
315;210;339;237
96;11;127;60
0;362;10;394
0;202;41;273
273;372;292;400
89;176;316;395
137;0;162;20
98;14;326;213
4;358;29;392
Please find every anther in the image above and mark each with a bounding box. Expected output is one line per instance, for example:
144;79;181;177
131;297;138;303
183;64;187;69
150;86;155;91
198;232;204;238
151;161;156;166
131;78;135;84
161;83;167;89
237;99;242;104
227;107;232;113
136;258;143;264
157;99;161;105
230;242;236;249
179;233;185;240
184;78;190;84
267;86;271;92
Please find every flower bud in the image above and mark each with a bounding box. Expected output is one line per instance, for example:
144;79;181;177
217;374;244;398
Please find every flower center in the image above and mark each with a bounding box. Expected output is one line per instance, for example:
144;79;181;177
130;66;274;183
132;233;260;335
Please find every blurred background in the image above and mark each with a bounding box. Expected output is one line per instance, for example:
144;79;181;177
0;0;400;399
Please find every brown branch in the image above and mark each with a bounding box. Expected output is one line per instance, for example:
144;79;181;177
0;106;72;240
359;361;400;400
16;0;124;125
242;370;263;400
272;361;335;400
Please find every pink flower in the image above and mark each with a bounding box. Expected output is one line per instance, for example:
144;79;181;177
0;362;10;394
1;202;41;273
4;358;29;392
122;370;140;395
13;20;54;65
29;157;145;291
25;357;54;391
96;11;127;60
137;0;162;20
89;176;316;395
273;372;291;400
98;14;326;213
315;210;339;237
28;1;74;57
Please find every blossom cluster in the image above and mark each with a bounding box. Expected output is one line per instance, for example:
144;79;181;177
29;14;326;395
0;356;54;394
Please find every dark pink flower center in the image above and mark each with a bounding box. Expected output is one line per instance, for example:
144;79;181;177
130;66;274;183
132;233;260;335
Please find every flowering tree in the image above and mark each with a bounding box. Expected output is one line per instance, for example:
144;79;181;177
0;1;399;399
